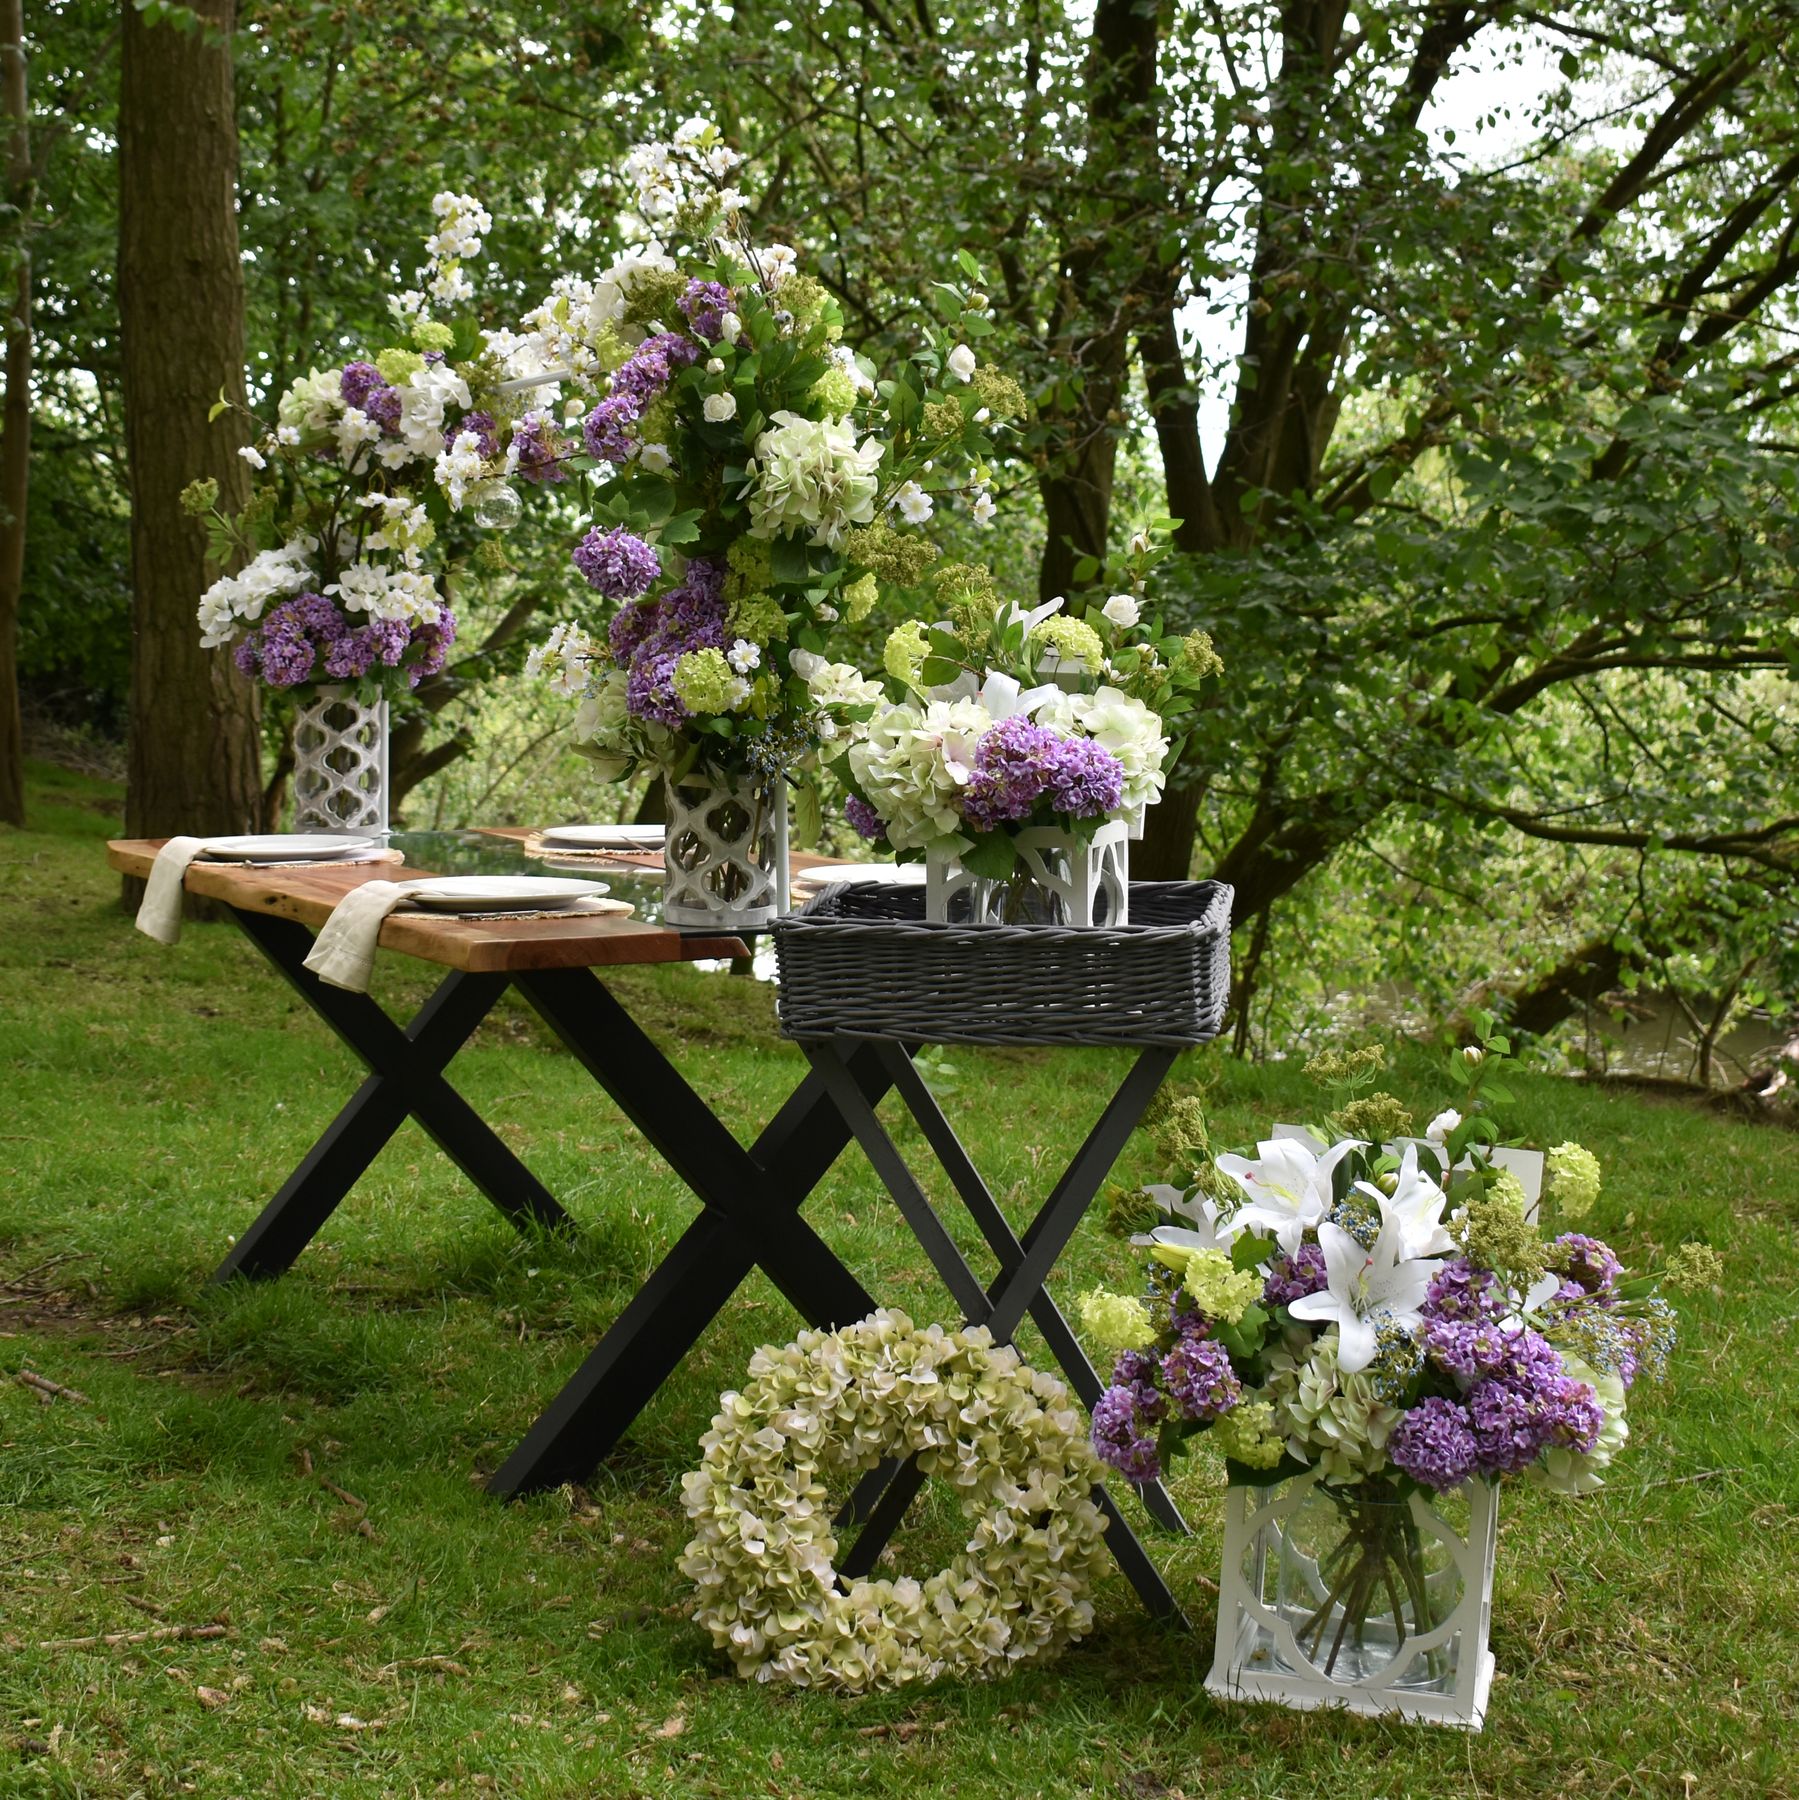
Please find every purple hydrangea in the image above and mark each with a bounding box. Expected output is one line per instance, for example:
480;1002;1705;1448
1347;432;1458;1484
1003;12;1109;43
625;647;689;729
608;598;662;668
363;384;403;435
583;397;639;464
232;590;452;693
510;411;568;484
845;795;885;840
678;279;734;341
1553;1233;1623;1295
601;556;729;729
1264;1244;1329;1308
1161;1335;1240;1422
962;715;1126;833
1388;1396;1481;1491
339;362;384;411
611;330;701;410
573;525;661;599
407;607;457;684
1424;1317;1514;1381
1091;1385;1162;1485
1423;1259;1505;1323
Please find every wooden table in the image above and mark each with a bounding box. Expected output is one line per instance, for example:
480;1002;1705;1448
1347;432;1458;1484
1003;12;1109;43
108;840;893;1496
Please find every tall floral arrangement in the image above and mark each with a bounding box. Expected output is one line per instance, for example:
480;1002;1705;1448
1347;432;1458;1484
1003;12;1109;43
189;193;528;699
521;118;1021;832
1078;1027;1718;1671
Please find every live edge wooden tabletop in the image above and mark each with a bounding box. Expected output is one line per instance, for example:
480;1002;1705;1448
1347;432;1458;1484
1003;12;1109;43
106;840;749;974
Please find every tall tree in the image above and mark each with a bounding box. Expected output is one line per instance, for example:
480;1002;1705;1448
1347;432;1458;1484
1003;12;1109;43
0;0;30;826
117;0;259;879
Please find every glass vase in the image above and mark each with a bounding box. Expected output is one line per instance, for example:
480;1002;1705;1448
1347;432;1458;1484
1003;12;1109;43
662;770;789;931
291;685;389;837
925;819;1129;926
1206;1470;1498;1729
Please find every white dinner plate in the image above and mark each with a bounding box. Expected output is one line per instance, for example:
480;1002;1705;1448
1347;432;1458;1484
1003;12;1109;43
799;862;927;885
197;833;377;863
402;876;610;914
540;823;666;850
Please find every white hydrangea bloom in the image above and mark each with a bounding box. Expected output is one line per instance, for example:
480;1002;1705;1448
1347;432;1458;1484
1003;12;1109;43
396;363;472;460
743;411;884;547
195;541;314;648
846;697;992;852
277;366;345;436
433;430;486;510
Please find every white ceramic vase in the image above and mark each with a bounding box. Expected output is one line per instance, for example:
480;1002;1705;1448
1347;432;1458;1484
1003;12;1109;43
662;771;789;931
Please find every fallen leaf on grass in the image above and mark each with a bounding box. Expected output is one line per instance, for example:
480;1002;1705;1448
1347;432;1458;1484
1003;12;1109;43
653;1714;686;1739
303;1705;387;1732
195;1687;229;1710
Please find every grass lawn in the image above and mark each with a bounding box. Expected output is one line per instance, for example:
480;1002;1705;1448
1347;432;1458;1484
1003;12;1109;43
2;763;1794;1799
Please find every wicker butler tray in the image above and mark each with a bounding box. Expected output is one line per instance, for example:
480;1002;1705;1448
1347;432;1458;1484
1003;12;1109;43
773;878;1234;1048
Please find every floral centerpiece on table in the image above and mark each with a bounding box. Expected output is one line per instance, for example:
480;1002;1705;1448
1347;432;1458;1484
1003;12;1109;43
188;192;529;699
519;118;1022;844
1078;1029;1718;1697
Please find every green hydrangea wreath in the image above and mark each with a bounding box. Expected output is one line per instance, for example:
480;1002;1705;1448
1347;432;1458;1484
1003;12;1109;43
678;1309;1111;1692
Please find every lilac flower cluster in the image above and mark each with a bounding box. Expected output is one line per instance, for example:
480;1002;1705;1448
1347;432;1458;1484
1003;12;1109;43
1424;1260;1505;1322
678;279;734;341
960;716;1126;833
510;412;568;484
340;362;402;435
1090;1349;1166;1484
583;331;701;464
572;525;661;599
1264;1244;1329;1308
845;795;885;840
606;556;728;729
231;592;455;692
456;410;500;458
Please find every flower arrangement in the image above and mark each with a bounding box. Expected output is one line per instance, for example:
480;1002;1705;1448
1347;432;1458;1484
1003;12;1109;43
678;1310;1109;1693
520;118;1022;835
837;578;1224;882
1080;1027;1719;1684
189;192;528;699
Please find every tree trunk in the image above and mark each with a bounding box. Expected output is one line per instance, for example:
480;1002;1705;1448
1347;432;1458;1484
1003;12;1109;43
0;0;30;828
118;0;260;902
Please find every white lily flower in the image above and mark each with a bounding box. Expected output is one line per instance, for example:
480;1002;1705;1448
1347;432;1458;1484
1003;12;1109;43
1132;1186;1241;1259
1001;594;1065;638
976;670;1061;721
1214;1136;1361;1257
1289;1207;1445;1374
1359;1145;1456;1260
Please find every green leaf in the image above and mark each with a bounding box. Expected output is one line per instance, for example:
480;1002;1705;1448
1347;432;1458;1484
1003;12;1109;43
958;833;1017;880
770;535;812;585
1231;1232;1276;1273
920;655;963;687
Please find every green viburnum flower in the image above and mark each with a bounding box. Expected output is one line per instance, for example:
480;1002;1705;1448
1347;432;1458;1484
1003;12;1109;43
411;319;455;353
179;477;220;516
726;536;773;595
1661;1243;1723;1291
1171;1247;1261;1325
1180;630;1224;679
883;619;931;688
845;520;939;585
672;647;738;714
808;366;860;415
1455;1185;1547;1287
1077;1288;1156;1353
842;572;879;622
727;591;788;645
1028;616;1106;672
375;348;425;385
1335;1092;1414;1141
1211;1399;1285;1469
969;365;1027;420
1489;1167;1529;1213
1546;1142;1602;1220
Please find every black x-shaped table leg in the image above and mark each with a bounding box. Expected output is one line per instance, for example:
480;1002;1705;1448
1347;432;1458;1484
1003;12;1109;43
802;1033;1189;1624
211;909;575;1284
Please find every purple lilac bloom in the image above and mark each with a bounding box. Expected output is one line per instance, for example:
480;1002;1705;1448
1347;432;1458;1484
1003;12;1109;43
1044;734;1125;817
510;412;567;484
1091;1385;1162;1485
1465;1380;1546;1474
407;607;457;684
583;396;638;464
678;279;734;342
1388;1396;1481;1491
1424;1318;1514;1381
339;362;384;410
454;410;500;458
608;598;661;668
1423;1259;1505;1323
1264;1244;1329;1308
572;525;661;599
845;795;884;840
612;330;701;409
422;350;446;366
1554;1233;1623;1295
363;385;403;435
1161;1336;1240;1422
625;647;689;729
962;716;1125;833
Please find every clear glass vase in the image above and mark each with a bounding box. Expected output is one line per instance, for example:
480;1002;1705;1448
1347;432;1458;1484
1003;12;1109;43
1207;1471;1498;1728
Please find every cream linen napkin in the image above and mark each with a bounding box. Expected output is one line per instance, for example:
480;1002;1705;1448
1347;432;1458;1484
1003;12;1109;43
134;837;209;946
301;879;420;994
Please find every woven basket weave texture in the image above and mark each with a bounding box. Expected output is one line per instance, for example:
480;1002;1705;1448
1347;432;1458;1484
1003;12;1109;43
773;879;1233;1047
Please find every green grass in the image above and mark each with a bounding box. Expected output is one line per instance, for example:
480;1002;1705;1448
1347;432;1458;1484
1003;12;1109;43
1;761;1794;1798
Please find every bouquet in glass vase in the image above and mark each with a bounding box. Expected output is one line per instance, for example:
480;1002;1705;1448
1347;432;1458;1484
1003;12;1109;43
835;576;1224;924
519;119;1020;922
1078;1028;1718;1725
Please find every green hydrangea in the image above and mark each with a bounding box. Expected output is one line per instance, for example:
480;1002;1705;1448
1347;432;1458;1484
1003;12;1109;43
845;520;939;585
883;619;930;688
1181;630;1224;678
1029;616;1106;672
808;366;860;415
727;591;788;645
843;572;879;622
1077;1288;1155;1353
1546;1142;1602;1220
375;348;425;385
411;319;455;353
672;647;738;714
1211;1399;1285;1469
1336;1092;1415;1141
970;365;1028;420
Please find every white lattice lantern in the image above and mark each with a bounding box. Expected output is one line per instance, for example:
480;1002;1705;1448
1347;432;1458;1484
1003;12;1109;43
662;772;790;931
292;686;390;837
1206;1470;1499;1730
926;818;1129;927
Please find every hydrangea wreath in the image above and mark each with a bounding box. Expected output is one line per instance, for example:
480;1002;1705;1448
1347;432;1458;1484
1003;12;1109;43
678;1310;1111;1692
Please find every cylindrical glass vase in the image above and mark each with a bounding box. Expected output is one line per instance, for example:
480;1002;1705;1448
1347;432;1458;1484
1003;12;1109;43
291;685;390;837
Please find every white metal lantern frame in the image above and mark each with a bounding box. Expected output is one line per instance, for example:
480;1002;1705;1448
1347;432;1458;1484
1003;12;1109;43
925;818;1130;927
292;685;390;839
661;771;790;931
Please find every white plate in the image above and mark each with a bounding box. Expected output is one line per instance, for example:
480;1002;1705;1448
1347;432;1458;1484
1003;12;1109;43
402;876;610;914
198;834;377;862
540;823;666;849
798;862;927;885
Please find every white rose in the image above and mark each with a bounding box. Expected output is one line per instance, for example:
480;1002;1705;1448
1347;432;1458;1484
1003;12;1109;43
945;344;977;383
1102;593;1140;628
639;442;673;473
1425;1109;1463;1143
703;392;738;423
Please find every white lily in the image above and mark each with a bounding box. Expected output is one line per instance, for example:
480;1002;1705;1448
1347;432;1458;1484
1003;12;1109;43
1214;1136;1361;1257
1000;594;1065;638
978;670;1061;720
1360;1146;1456;1260
1132;1185;1242;1261
1289;1205;1445;1374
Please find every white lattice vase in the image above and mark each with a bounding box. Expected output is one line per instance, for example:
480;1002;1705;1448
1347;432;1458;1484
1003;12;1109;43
1206;1470;1498;1730
292;685;390;837
662;771;789;931
926;819;1129;926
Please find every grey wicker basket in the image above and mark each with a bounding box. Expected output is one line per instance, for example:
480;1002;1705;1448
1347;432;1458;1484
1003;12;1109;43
773;879;1233;1047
